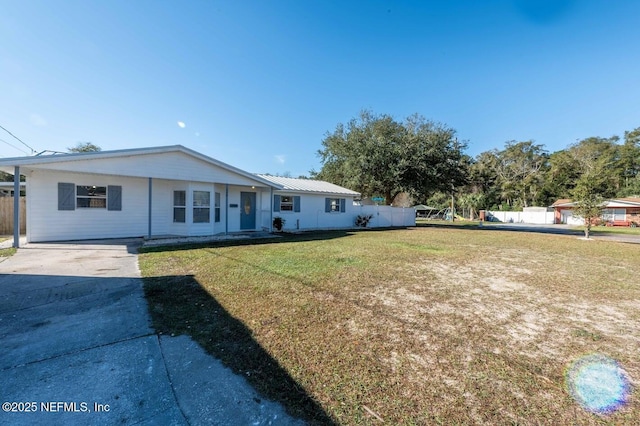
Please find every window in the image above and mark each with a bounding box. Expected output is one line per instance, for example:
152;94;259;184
280;196;293;211
193;191;210;223
325;198;346;213
58;183;121;211
77;185;107;208
215;192;221;223
274;195;300;212
173;190;186;223
602;209;625;222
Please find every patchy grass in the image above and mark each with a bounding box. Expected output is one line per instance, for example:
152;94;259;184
139;228;640;425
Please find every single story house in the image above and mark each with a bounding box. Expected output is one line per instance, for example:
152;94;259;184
0;145;377;246
552;198;640;226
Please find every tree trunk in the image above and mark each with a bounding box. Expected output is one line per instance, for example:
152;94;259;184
585;222;591;239
384;190;392;206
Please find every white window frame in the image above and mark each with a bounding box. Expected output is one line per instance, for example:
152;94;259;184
173;190;186;223
215;192;221;223
193;190;211;223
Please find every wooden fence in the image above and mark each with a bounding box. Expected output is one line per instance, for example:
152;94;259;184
0;197;26;235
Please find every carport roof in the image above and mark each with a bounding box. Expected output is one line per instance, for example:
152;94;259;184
0;145;282;189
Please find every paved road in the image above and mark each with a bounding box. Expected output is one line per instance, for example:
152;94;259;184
0;240;303;426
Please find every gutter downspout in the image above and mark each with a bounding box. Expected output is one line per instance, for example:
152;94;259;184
13;166;20;248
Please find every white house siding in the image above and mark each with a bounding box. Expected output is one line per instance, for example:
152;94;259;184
27;169;150;242
226;186;268;232
26;170;269;241
268;192;359;230
34;151;267;188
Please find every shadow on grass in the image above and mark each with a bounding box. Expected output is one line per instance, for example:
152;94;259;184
416;221;588;236
139;229;360;254
143;274;336;425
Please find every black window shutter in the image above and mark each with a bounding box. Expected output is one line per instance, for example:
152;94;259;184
58;183;75;211
273;195;281;212
325;198;331;212
293;196;301;212
108;186;122;211
340;198;346;212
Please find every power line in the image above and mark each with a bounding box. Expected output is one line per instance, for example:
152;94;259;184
0;124;36;154
0;137;30;155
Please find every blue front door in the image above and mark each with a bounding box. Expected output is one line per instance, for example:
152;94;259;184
240;192;256;230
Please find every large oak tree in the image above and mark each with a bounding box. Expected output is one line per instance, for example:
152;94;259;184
314;111;468;205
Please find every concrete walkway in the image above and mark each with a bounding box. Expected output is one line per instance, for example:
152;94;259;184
0;240;303;426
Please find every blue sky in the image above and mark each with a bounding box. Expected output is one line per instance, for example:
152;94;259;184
1;0;639;176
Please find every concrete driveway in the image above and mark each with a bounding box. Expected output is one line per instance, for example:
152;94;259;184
0;240;302;426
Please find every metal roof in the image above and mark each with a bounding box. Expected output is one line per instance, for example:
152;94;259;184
256;174;360;196
551;198;640;208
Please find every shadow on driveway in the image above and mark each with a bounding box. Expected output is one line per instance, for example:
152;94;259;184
144;274;337;425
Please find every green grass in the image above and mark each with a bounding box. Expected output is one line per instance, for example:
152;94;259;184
0;247;16;258
139;228;640;425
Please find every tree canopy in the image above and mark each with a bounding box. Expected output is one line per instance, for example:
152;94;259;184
314;111;468;205
315;111;639;214
68;142;102;153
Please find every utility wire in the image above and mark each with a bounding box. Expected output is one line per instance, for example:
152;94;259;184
0;137;30;155
0;124;36;154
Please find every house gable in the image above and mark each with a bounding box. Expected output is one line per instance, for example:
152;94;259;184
0;146;278;188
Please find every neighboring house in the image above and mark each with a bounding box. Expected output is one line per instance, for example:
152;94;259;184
257;174;361;231
0;182;25;197
552;198;640;226
0;145;411;244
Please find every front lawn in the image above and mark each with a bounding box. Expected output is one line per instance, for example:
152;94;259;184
139;228;639;425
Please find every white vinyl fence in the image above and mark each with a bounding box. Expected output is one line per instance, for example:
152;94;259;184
486;210;555;224
357;205;416;228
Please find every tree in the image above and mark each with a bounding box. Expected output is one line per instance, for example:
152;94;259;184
619;127;640;194
566;136;621;198
68;142;101;153
567;137;619;238
458;192;486;220
539;149;581;202
493;141;548;208
315;111;468;205
571;175;605;239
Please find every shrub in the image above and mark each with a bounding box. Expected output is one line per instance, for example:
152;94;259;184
355;214;373;227
273;216;286;231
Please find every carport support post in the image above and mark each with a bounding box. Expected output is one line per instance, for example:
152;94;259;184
270;186;273;232
148;178;152;239
13;166;20;248
225;184;229;235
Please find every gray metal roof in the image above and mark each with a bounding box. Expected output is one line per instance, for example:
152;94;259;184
256;174;360;196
